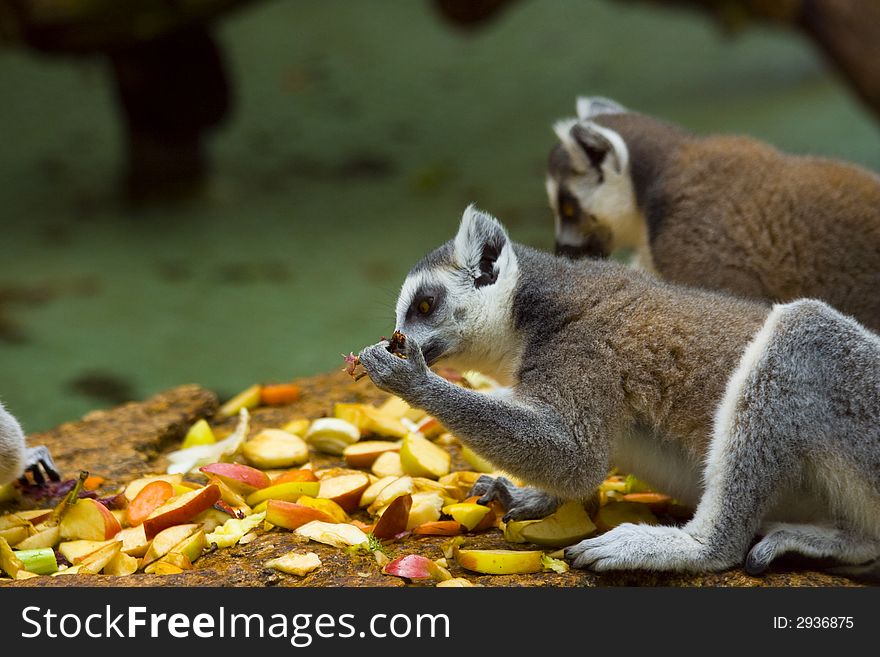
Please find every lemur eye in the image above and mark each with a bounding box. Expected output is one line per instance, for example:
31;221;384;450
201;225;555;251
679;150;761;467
417;297;433;315
561;201;577;219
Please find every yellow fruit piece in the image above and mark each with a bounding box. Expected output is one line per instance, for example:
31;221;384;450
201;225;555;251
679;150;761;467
442;502;490;531
594;501;658;532
304;418;360;455
245;481;320;507
264;551;322;576
512;501;596;547
295;496;349;523
182;419;216;448
282;419;311;436
454;547;544;575
218;384;262;418
460;445;495;473
242;429;309;469
399;433;451;479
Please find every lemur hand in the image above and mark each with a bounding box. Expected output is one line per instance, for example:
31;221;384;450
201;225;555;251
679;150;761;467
470;475;560;521
359;336;429;397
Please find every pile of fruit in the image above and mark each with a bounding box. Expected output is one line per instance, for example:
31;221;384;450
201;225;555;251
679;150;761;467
0;375;679;585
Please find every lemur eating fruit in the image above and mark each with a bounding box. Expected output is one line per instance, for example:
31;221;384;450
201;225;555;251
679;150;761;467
358;206;880;575
547;96;880;332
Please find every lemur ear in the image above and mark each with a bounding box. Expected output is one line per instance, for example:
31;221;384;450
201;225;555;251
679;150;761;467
576;96;626;120
454;205;516;288
570;122;623;175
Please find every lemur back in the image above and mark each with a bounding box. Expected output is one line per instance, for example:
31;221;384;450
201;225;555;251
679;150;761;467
548;101;880;331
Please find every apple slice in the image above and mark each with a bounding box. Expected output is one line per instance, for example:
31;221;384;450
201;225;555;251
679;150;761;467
58;539;116;563
141;523;199;566
144;552;192;574
199;463;271;495
442;502;491;532
295;496;349;523
511;501;596;547
282;419;310;436
217;383;262;418
245;480;320;507
265;500;336;530
104;551;139;576
438;471;482;501
372;494;412;539
377;396;411;419
317;473;371;513
127;480;175;527
435;577;477;587
181;419;216;448
594;501;658;532
383;554;452;582
371;451;404;478
79;541;123;575
264;551;322;576
343;440;401;468
305;418;360;455
620;492;673;511
169;529;208;564
59;498;121;541
116;525;149;557
0;526;30;546
399;433;450;479
412;520;465;536
454;547;545;575
414;416;445;439
460;445;495;473
273;468;319;485
359;475;398;508
242;429;309;469
294;521;368;548
367;476;415;515
406;492;444;529
205;476;249;508
142;485;220;538
124;474;184;502
144;561;184;575
13;524;59;551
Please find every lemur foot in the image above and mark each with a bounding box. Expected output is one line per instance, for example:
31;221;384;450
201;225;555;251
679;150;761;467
566;523;732;572
745;523;880;575
469;475;559;521
19;445;61;485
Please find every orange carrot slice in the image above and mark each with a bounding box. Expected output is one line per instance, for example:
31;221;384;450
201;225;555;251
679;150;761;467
260;384;302;406
127;480;175;527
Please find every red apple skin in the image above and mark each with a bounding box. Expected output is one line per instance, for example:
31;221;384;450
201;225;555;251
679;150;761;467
412;520;465;536
317;474;371;513
273;469;320;485
265;500;335;530
372;494;412;539
60;498;122;541
142;485;221;539
383;554;437;580
199;463;271;493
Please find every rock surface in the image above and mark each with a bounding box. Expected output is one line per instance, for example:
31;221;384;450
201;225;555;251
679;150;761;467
0;371;864;588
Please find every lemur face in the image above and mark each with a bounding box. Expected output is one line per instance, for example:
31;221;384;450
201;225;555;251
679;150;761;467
546;143;614;259
394;206;520;380
547;97;636;260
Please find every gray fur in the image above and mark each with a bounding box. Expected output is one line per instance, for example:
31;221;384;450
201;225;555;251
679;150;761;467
0;402;26;485
359;208;880;574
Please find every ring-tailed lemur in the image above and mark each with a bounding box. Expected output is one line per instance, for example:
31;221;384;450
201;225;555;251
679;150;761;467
0;402;60;486
358;205;880;574
546;96;880;332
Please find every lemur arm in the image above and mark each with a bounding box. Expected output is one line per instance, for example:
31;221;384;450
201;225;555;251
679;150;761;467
359;339;608;506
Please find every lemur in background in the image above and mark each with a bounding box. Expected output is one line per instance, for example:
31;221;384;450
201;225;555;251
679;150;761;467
0;402;60;486
546;97;880;332
359;206;880;575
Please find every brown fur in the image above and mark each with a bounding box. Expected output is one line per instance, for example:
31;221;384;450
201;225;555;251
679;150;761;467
594;113;880;331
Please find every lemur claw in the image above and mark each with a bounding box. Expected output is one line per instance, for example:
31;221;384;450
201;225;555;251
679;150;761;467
18;445;61;485
468;474;559;521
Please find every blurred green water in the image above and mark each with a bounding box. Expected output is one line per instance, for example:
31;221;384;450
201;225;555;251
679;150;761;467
0;0;877;433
